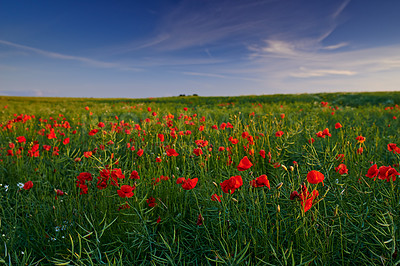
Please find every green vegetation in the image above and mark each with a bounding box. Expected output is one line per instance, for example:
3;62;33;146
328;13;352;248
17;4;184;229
0;92;399;265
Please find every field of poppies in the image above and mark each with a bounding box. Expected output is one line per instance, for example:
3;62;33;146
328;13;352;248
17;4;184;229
1;92;399;265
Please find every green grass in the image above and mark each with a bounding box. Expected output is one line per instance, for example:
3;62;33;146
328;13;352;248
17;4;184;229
0;92;399;265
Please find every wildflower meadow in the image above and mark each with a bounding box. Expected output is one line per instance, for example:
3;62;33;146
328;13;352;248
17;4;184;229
0;92;399;265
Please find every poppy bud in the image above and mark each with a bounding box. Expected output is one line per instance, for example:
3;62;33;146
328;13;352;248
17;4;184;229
277;205;281;213
232;198;238;202
276;182;283;189
289;166;294;172
281;165;287;171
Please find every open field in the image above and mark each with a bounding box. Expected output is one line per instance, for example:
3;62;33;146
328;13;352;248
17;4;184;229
0;92;399;265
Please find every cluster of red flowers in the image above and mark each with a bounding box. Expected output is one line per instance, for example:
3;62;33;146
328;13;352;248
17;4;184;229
316;128;331;138
75;167;140;197
76;172;93;195
249;174;270;189
365;164;400;182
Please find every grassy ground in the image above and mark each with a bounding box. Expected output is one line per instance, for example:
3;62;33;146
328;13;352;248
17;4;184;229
0;92;399;265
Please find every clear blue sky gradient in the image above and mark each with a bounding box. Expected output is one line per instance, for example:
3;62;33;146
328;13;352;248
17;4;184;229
1;0;400;98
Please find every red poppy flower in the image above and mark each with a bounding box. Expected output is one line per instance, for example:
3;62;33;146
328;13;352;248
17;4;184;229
117;185;135;198
23;181;33;190
47;129;57;139
300;189;319;213
366;164;379;180
290;191;299;200
211;194;222;202
176;177;186;184
130;170;140;179
193;148;203;156
275;131;284;137
156;157;162;162
146;197;157;207
336;154;345;162
220;175;243;194
17;136;26;143
335;123;342;129
118;203;130;211
242;132;249;139
88;129;99;136
356;135;366;143
77;172;93;182
157;216;161;224
280;113;285;119
259;149;266;158
309;138;315;144
166;148;179;157
78;184;88;195
158;134;164;142
195;139;208;147
322;128;331;137
196;214;204;226
273;162;281;168
56;189;65;196
63;138;70;145
218;146;225;152
335;164;348;175
378;166;400;182
84;151;92;158
387;143;400;154
98;122;105;128
316;131;325;138
181;178;198;190
237;156;253;171
229;137;238;145
250;174;270;189
307;170;324;186
137;149;144;157
110;169;125;186
357;147;363;154
290;184;319;212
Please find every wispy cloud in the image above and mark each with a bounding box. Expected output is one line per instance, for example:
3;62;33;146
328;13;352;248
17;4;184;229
332;0;351;19
183;71;227;79
321;42;349;50
115;0;350;53
290;68;356;78
0;39;141;71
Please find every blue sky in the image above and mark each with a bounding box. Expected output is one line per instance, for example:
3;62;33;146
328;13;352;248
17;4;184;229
1;0;400;98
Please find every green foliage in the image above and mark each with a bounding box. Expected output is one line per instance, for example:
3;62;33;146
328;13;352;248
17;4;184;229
0;92;399;265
